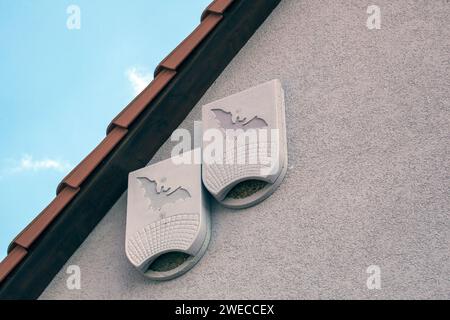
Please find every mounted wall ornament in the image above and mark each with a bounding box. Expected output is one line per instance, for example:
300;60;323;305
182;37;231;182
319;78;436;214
125;149;210;281
202;79;288;209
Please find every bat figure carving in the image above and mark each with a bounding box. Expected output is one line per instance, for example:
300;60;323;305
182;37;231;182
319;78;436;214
137;177;191;211
211;108;268;130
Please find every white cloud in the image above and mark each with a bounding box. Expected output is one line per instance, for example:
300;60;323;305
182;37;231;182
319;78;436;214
126;67;153;95
7;155;72;174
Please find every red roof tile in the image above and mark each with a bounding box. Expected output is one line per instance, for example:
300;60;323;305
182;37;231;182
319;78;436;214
0;246;27;283
201;0;234;21
107;69;176;133
154;13;223;77
11;187;80;251
57;127;128;193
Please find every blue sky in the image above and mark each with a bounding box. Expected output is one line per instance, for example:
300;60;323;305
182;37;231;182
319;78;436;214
0;0;210;259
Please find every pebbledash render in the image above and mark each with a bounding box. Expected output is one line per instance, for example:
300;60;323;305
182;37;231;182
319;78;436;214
12;0;450;299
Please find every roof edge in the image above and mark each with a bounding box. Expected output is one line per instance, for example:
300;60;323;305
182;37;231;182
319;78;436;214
6;0;236;257
0;0;282;298
0;0;237;288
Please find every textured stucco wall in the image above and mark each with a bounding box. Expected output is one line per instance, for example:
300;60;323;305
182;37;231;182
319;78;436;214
41;0;450;299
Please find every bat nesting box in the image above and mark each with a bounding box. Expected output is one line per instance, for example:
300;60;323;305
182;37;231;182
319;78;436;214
125;149;210;280
202;79;288;209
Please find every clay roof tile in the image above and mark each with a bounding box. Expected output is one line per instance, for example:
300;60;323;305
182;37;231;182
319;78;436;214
0;246;27;283
201;0;234;21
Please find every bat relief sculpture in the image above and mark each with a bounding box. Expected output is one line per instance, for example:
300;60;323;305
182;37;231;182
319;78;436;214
201;80;287;209
211;108;268;130
137;177;191;211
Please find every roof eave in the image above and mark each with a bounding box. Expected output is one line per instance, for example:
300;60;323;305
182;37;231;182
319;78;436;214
0;0;281;299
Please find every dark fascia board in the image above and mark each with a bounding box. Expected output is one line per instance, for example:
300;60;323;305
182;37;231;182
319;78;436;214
0;0;281;299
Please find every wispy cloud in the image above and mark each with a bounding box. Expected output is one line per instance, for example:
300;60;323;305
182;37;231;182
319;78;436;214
126;67;153;95
5;155;72;174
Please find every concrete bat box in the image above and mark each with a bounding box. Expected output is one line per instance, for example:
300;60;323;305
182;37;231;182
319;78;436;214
202;79;288;209
125;149;210;280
